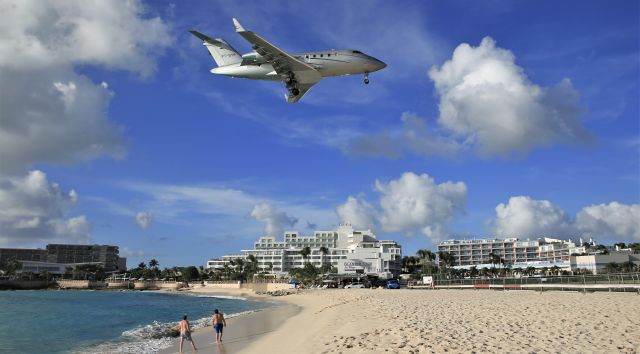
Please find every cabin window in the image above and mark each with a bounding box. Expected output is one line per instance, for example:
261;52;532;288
327;53;331;57
320;54;323;57
312;54;316;58
305;55;309;59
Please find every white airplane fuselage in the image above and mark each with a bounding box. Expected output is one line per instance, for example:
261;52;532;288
211;49;386;81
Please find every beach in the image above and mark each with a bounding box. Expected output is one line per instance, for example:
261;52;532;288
162;287;640;354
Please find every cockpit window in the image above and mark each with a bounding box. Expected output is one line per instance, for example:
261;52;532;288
352;50;362;54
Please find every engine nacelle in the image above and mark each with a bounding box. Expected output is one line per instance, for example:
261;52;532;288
240;52;266;65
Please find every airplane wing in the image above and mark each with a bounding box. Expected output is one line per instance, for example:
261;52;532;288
232;18;321;102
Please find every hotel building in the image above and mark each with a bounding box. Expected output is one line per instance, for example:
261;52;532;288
437;237;586;270
0;244;126;274
207;224;402;277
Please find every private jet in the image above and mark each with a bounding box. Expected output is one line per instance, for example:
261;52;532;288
190;18;386;103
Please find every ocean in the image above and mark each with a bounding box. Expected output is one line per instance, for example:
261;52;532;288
0;290;270;353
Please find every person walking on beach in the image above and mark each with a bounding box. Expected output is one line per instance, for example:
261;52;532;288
212;308;227;342
178;315;197;353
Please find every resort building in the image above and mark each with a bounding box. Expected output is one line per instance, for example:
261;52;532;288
571;252;640;274
0;244;126;273
437;237;586;271
206;224;402;278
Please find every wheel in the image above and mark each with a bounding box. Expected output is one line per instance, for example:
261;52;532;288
364;78;370;85
284;76;293;84
291;88;300;96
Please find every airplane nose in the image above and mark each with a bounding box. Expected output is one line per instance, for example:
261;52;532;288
374;59;387;71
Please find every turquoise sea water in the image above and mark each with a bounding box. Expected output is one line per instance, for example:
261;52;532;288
0;290;269;353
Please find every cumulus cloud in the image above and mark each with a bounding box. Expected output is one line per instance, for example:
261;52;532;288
337;172;467;241
0;0;172;173
576;202;640;241
493;197;640;242
135;211;154;230
336;196;377;230
375;172;467;239
494;196;574;237
0;170;91;247
250;203;298;237
428;37;592;156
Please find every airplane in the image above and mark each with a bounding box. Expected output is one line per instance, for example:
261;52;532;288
190;18;387;103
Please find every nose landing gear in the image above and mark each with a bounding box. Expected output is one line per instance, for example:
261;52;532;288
364;72;370;85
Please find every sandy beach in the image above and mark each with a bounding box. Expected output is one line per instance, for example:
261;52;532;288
162;288;640;354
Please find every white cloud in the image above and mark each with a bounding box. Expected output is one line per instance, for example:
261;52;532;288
494;196;574;238
428;37;592;155
493;197;640;242
576;202;640;241
336;172;467;241
250;203;298;237
0;170;91;247
0;68;125;173
0;0;171;75
336;196;377;230
135;211;154;230
376;172;467;239
0;0;172;173
119;181;336;238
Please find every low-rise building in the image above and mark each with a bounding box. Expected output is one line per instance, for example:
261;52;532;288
571;252;640;274
207;224;402;277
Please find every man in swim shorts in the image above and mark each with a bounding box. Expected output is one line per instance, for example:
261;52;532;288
212;308;227;343
178;314;197;353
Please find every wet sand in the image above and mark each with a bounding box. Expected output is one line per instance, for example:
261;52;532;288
158;289;299;354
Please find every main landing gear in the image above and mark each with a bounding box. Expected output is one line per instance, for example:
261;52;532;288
285;73;300;97
364;72;370;85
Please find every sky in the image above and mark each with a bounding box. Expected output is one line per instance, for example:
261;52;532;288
0;0;638;268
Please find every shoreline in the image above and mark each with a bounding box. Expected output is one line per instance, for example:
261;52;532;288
158;287;301;354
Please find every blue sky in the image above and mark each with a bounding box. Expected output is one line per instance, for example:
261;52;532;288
1;0;638;268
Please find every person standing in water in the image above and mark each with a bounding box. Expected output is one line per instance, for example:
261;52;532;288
212;309;227;342
178;315;197;353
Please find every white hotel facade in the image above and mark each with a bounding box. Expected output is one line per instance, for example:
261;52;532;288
207;224;402;277
437;237;587;271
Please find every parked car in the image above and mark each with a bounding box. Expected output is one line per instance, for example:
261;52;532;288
344;283;365;289
386;279;400;289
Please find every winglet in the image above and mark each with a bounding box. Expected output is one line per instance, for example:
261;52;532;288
232;18;245;32
189;30;212;42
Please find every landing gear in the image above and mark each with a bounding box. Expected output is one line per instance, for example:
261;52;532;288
364;72;370;85
291;87;300;96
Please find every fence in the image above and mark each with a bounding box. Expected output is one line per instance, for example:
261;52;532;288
425;273;640;293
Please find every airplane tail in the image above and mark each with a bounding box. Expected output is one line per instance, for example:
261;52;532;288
189;30;242;67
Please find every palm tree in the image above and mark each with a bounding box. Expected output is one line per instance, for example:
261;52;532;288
319;246;329;270
246;255;258;278
437;251;456;270
469;266;479;278
266;262;274;274
300;247;311;265
149;259;160;279
488;252;502;268
416;249;436;274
